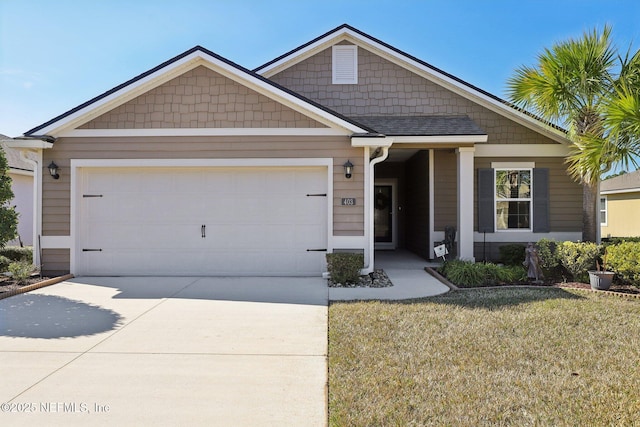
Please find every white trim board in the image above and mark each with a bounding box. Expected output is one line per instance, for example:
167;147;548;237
433;231;583;243
392;135;488;144
40;236;72;249
59;128;349;138
601;188;640;195
473;231;582;243
476;144;570;157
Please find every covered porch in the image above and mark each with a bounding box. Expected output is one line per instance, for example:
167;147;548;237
354;115;487;265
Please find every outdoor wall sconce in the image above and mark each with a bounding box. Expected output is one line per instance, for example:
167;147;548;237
48;161;60;179
343;160;354;179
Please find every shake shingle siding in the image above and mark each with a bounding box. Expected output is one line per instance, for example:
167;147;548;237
269;46;556;145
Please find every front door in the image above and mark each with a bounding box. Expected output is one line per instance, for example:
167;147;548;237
374;181;396;249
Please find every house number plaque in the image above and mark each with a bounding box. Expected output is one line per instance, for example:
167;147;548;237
341;198;356;206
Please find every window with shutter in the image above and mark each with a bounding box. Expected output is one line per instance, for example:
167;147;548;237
332;45;358;84
480;166;550;233
532;168;550;232
495;168;532;230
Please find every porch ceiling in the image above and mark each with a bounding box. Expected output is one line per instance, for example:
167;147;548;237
385;148;420;162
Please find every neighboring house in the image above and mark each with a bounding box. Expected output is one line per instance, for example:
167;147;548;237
0;135;34;246
600;170;640;238
5;24;582;276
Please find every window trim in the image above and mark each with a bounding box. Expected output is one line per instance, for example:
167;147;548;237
332;45;358;84
600;195;608;226
494;167;533;232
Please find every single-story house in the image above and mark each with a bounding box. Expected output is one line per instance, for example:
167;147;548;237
4;24;582;276
1;136;34;246
600;170;640;238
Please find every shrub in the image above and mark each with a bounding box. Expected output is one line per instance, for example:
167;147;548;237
441;260;485;287
536;238;560;271
606;242;640;286
8;261;34;284
0;148;18;247
326;253;364;284
0;255;10;271
556;241;601;282
496;265;528;283
441;261;527;287
0;246;33;263
499;244;526;266
603;236;640;245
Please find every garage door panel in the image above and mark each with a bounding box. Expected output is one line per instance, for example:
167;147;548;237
78;166;327;276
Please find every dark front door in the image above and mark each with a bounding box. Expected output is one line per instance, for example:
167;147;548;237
374;185;393;245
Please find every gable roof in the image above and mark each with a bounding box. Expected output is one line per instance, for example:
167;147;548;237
24;46;374;137
601;170;640;194
255;24;568;144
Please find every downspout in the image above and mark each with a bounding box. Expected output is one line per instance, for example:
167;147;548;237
362;145;390;274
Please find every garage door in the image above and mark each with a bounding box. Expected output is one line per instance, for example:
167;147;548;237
77;166;328;276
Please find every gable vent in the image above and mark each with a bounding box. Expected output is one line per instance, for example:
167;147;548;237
332;45;358;84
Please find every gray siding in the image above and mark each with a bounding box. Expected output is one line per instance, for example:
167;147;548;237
433;150;457;231
270;46;555;145
82;66;327;129
42;135;365;275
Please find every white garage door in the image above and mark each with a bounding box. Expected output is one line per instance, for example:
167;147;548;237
77;166;328;276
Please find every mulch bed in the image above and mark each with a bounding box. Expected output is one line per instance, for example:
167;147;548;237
0;274;76;300
0;275;51;294
328;269;393;288
553;281;640;295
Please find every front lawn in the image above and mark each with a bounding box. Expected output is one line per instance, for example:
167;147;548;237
328;288;640;426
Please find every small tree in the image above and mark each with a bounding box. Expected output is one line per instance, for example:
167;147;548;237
0;147;18;247
507;26;640;242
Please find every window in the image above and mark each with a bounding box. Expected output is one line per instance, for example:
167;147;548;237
600;196;607;226
332;45;358;84
495;169;532;230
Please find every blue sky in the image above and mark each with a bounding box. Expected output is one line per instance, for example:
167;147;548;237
1;0;639;137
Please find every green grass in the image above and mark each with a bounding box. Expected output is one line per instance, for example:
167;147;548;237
328;288;640;426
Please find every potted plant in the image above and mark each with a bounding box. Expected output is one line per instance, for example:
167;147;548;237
588;248;615;290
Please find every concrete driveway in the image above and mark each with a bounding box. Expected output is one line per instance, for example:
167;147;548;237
0;277;328;426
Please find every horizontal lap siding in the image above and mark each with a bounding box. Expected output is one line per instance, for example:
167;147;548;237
602;193;640;237
473;157;582;232
41;249;70;275
42;136;364;240
433;150;457;231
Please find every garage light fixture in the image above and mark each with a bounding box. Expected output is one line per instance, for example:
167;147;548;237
343;160;354;179
48;161;60;179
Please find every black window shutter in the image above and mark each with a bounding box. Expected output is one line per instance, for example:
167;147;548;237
478;168;495;233
533;168;550;233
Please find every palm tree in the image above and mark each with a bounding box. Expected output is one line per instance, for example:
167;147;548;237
507;26;640;242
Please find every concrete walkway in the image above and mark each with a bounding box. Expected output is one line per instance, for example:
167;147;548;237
0;277;328;426
329;250;450;301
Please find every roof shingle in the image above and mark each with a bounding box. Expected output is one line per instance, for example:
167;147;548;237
350;115;486;136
